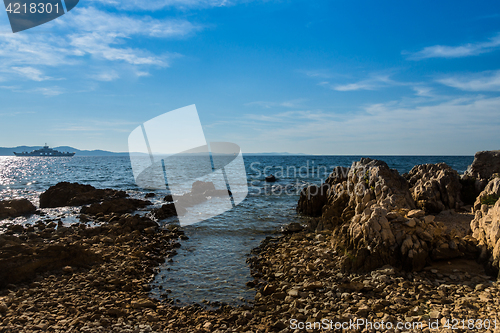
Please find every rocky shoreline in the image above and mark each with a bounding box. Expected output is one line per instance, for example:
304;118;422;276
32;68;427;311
0;151;500;332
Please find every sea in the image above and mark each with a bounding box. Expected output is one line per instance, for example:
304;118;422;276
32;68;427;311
0;155;474;306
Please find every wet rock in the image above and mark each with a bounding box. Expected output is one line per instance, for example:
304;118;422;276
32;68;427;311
265;174;276;182
39;182;127;208
0;199;36;220
80;198;151;216
151;203;186;220
145;193;156;198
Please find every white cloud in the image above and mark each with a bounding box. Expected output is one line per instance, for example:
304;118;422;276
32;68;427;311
437;70;500;91
406;33;500;60
245;99;307;108
11;67;55;81
0;7;201;87
88;0;249;11
90;70;120;81
324;74;401;91
214;95;500;155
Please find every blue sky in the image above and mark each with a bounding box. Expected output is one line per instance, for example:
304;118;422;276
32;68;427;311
0;0;499;154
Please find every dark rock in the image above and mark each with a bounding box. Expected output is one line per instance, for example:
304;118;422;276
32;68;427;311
265;175;276;182
0;199;36;220
296;184;329;217
150;203;186;220
145;193;156;198
80;198;151;216
282;222;304;234
164;195;174;202
39;182;127;208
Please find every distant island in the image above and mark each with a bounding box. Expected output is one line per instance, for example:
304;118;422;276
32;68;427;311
0;146;130;157
1;146;309;157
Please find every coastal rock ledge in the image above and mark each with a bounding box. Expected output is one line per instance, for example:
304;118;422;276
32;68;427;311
297;152;500;275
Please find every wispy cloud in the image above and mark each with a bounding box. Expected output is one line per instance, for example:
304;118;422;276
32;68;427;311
322;74;402;92
0;7;201;88
245;99;307;108
88;0;250;11
11;67;56;81
406;33;500;60
437;70;500;91
90;70;120;81
226;95;500;154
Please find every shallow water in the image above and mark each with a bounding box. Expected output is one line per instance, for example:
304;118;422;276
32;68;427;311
0;154;474;305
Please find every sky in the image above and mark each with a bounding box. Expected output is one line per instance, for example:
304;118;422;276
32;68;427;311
0;0;499;155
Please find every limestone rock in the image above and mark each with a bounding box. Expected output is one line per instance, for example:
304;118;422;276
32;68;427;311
465;150;500;181
471;178;500;274
406;163;463;213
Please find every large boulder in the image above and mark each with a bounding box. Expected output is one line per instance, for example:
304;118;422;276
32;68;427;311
39;182;127;208
0;199;36;220
471;178;500;275
406;163;463;213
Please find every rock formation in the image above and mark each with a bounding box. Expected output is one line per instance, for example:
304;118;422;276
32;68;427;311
406;163;463;213
298;158;476;272
470;177;500;276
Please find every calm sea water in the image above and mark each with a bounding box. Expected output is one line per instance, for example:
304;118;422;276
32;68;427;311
0;155;474;305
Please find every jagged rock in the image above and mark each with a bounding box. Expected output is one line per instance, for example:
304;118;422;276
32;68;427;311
325;166;349;187
296;184;329;217
0;199;36;220
471;178;500;275
406;163;463;213
473;177;500;211
164;195;174;202
298;158;472;272
39;182;127;208
80;198;151;215
465;150;500;181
